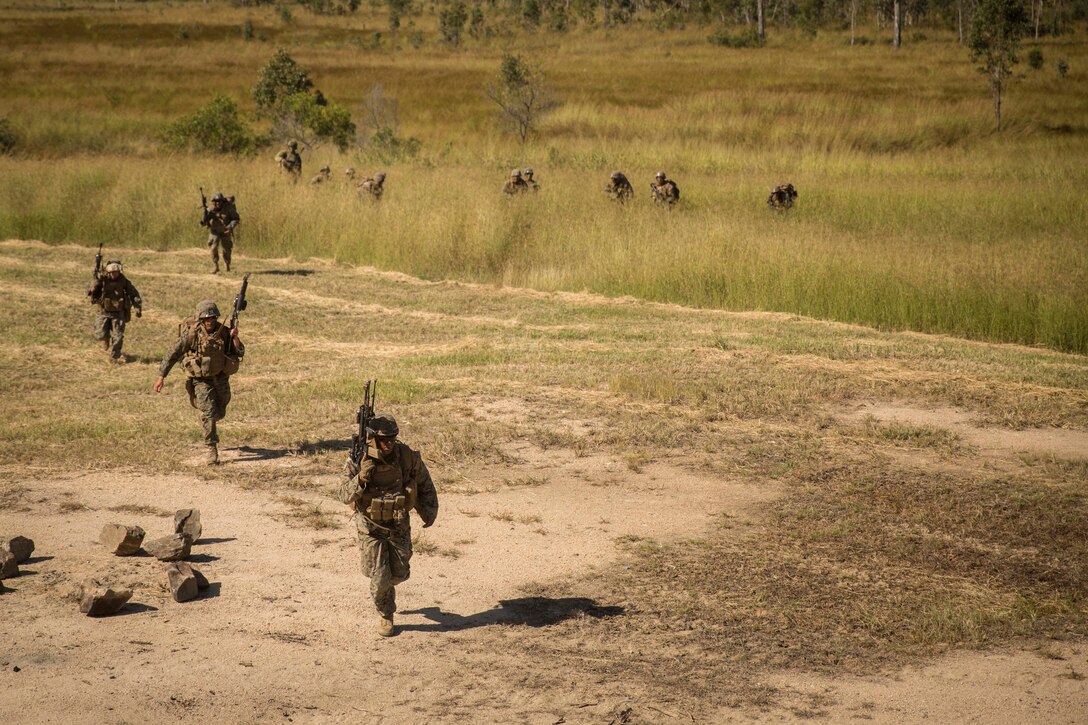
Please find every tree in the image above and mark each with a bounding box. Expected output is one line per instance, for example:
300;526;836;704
252;49;356;150
163;95;262;155
893;0;902;47
439;1;468;46
484;53;559;145
969;0;1028;131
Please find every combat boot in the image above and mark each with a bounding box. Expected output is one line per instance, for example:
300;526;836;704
224;260;231;272
212;264;220;275
205;444;219;466
101;339;110;352
377;614;395;637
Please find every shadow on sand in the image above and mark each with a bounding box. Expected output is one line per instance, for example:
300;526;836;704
398;597;624;633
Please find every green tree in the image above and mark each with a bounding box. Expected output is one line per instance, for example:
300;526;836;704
252;49;356;150
252;48;313;113
484;53;559;145
969;0;1029;131
439;1;469;46
163;95;262;155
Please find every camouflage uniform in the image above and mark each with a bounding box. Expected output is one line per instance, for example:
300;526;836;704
503;169;529;195
358;172;386;201
523;167;541;192
767;183;798;210
345;168;357;182
89;262;142;361
276;142;303;180
157;301;244;464
605;171;634;203
310;166;331;185
201;193;240;274
650;172;680;206
337;425;439;627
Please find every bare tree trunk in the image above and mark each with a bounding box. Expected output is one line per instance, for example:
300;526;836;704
893;0;902;48
993;75;1002;131
1035;0;1042;38
957;0;964;43
757;0;765;42
850;0;857;45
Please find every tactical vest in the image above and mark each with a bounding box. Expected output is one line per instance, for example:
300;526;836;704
180;322;239;378
98;276;130;315
360;445;418;525
207;208;235;236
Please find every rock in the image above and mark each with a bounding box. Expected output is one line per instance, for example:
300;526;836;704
4;536;35;563
0;550;18;579
78;579;132;616
144;533;192;562
165;563;198;603
179;562;210;590
99;524;145;556
174;509;202;542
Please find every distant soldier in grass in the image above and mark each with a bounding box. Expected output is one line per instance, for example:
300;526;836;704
605;170;634;203
310;165;331;185
767;182;798;210
88;260;142;363
345;167;357;182
275;140;302;180
650;171;680;206
502;168;529;195
200;192;239;274
338;414;439;637
358;171;386;201
523;167;540;192
153;300;244;466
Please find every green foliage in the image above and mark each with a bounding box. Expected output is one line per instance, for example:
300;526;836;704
162;95;262;155
439;1;468;46
709;28;763;47
0;118;19;155
968;0;1028;130
1057;58;1069;77
297;0;360;14
283;92;356;151
242;20;255;40
1028;48;1044;69
253;48;313;116
522;0;541;29
364;126;422;163
486;53;559;144
468;4;486;39
387;0;410;31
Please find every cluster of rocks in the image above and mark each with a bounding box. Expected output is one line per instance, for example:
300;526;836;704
87;508;211;615
1;535;36;591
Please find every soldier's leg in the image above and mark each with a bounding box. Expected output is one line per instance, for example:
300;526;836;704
359;534;396;616
387;527;413;589
190;379;220;462
94;313;111;350
109;317;126;359
209;235;220;273
211;375;232;421
222;236;233;272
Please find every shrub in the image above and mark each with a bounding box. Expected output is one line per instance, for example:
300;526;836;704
1057;58;1068;77
162;95;263;155
709;29;763;48
439;1;468;46
0;118;19;155
1028;48;1044;69
242;20;255;40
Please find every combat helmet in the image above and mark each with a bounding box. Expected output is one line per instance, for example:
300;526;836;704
320;165;330;174
375;171;386;182
212;192;226;203
523;167;534;176
288;140;298;150
105;260;122;273
196;300;221;320
611;170;623;180
510;168;522;178
655;171;666;180
367;414;399;439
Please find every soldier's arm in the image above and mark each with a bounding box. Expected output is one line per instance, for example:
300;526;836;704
158;334;189;379
227;329;245;359
126;280;143;311
408;451;439;527
228;206;240;230
336;458;376;505
89;278;103;303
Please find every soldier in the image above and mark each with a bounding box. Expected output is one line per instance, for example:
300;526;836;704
650;171;680;206
275;140;303;180
88;260;142;363
200;192;240;274
604;170;634;203
345;167;357;182
767;182;798;210
502;168;528;195
358;171;386;201
153;300;244;466
310;166;331;185
523;167;540;192
338;414;439;637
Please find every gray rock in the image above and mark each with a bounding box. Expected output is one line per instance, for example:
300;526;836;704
165;563;198;602
4;536;34;563
78;579;132;616
0;550;18;579
144;533;192;562
99;524;145;556
177;562;210;590
174;509;202;542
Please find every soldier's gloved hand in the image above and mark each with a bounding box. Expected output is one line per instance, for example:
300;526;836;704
135;308;142;318
344;459;360;480
207;239;214;247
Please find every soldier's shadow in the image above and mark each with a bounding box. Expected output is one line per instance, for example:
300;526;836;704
230;439;352;461
398;597;623;633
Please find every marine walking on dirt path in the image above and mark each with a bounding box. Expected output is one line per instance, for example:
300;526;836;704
502;168;529;195
650;171;680;206
358;171;386;201
338;412;439;637
200;191;240;274
605;170;634;203
88;257;142;363
275;140;303;180
153;298;246;466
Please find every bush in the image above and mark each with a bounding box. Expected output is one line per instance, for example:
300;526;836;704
242;20;255;40
163;95;263;155
0;118;19;155
439;1;468;46
1028;48;1044;69
708;29;763;48
364;127;422;163
1057;58;1069;77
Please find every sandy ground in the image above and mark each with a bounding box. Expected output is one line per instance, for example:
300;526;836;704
3;410;1086;724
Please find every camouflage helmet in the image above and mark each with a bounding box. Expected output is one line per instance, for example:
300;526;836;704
655;171;666;180
320;165;330;174
367;414;399;439
345;167;356;176
196;300;221;320
611;170;623;180
105;261;122;273
510;168;522;178
375;171;386;182
212;192;226;202
523;167;534;176
288;140;298;149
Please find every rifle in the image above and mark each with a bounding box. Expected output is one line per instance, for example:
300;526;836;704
199;187;209;226
350;380;378;464
229;273;250;332
86;243;103;297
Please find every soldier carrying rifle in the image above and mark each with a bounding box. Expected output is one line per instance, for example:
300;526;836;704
87;247;142;363
200;189;240;275
337;381;440;637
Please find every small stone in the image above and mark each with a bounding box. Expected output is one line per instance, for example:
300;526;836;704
144;533;192;562
4;536;35;563
78;579;132;616
174;509;202;542
99;524;145;556
166;563;198;603
0;550;18;579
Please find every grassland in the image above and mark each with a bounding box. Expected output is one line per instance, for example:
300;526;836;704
0;2;1086;353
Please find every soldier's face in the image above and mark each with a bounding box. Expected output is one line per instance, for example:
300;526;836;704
201;318;218;332
107;271;119;280
376;436;396;456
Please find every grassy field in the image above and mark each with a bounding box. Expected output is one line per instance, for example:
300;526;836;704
0;2;1086;356
1;238;1086;691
